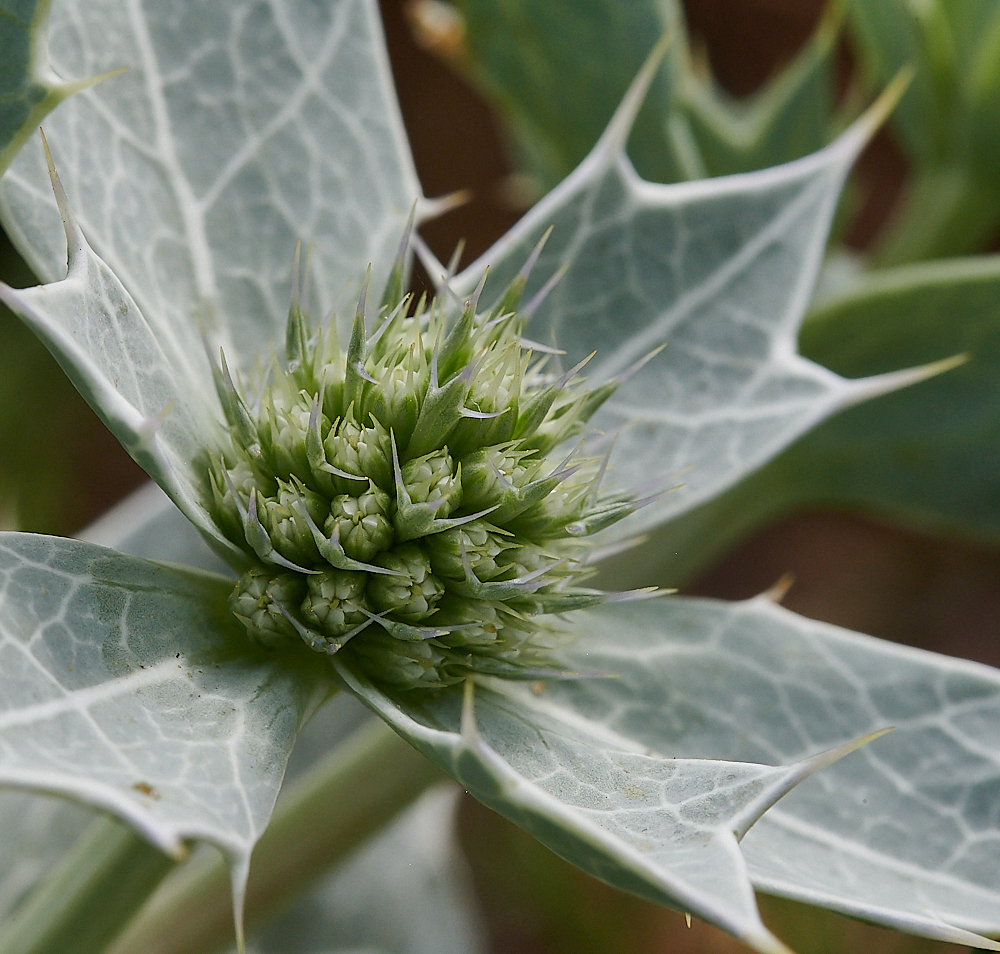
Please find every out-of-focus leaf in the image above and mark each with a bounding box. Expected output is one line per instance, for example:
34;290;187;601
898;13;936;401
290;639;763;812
0;791;92;921
248;786;485;954
445;0;685;190
433;0;839;190
681;5;841;177
0;229;96;534
848;0;1000;260
79;481;232;575
847;0;1000;167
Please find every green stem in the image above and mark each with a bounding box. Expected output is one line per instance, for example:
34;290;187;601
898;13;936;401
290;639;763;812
0;814;176;954
108;717;444;954
873;163;1000;267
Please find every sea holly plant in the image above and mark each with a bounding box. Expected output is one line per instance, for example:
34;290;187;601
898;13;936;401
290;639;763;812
0;3;999;954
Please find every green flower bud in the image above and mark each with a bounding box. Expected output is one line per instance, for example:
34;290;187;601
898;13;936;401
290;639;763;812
259;388;314;482
347;628;459;689
425;520;511;581
392;447;465;542
257;481;327;566
364;358;425;451
446;337;521;456
326;481;394;562
322;411;392;493
368;544;444;622
400;448;461;510
209;461;247;545
301;569;370;641
459;446;563;524
431;595;503;647
205;249;648;686
230;568;307;647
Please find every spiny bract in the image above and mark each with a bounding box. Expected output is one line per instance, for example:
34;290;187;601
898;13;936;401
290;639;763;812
206;233;648;690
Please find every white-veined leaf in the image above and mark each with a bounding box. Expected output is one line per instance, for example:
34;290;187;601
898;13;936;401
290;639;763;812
0;0;424;389
0;177;239;561
546;596;1000;949
0;532;331;926
336;655;884;954
0;0;120;175
450;57;934;539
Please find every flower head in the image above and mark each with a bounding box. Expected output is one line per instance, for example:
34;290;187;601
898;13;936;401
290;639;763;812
208;240;641;689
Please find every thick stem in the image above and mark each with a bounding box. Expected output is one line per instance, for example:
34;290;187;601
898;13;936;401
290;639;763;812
108;717;444;954
0;814;176;954
873;163;1000;267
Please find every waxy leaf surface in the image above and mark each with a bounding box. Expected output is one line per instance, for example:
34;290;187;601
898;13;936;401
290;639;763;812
791;254;1000;543
338;653;877;954
0;0;423;382
0;533;329;903
605;253;1000;590
452;68;916;538
343;592;1000;952
0;197;239;559
0;0;103;175
551;597;1000;949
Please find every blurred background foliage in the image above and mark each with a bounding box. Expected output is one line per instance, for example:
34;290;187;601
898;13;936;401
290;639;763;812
1;0;998;950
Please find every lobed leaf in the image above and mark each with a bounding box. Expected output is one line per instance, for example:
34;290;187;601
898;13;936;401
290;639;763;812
0;186;240;561
0;0;117;175
0;532;331;922
337;656;884;954
549;597;1000;948
600;252;1000;588
789;254;1000;544
451;61;922;539
0;0;424;386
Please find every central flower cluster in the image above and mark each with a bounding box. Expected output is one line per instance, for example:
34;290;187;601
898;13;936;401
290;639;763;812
206;247;640;689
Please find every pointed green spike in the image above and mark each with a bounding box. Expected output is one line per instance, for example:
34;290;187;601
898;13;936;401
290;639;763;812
285;242;311;370
343;273;371;414
380;205;417;313
217;350;260;452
